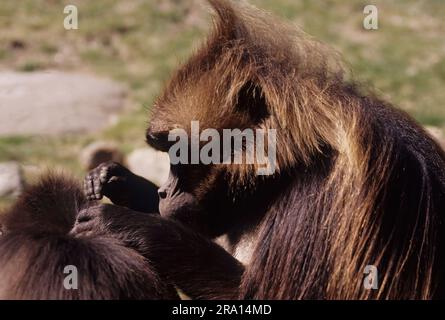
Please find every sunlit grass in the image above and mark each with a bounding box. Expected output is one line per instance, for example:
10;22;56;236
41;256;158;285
0;0;444;204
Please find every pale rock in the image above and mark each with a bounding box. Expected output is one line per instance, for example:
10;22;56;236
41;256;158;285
426;126;445;149
0;71;127;136
0;162;24;197
127;148;170;186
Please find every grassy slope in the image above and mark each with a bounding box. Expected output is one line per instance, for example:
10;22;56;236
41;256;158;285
0;0;444;207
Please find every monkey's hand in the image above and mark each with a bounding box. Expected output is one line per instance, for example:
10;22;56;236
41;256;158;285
84;161;133;201
71;204;162;240
70;203;244;299
70;204;115;238
84;161;160;213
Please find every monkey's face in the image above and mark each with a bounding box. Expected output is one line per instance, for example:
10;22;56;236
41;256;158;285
146;126;234;236
157;164;199;217
145;15;275;236
159;163;222;223
146;71;273;237
157;163;207;218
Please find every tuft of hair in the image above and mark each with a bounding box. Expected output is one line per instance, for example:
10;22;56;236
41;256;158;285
1;173;86;235
150;0;345;187
0;173;175;299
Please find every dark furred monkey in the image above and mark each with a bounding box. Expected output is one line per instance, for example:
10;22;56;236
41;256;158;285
79;0;445;299
0;174;177;299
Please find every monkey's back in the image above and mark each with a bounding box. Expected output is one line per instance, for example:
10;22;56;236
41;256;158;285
0;173;176;300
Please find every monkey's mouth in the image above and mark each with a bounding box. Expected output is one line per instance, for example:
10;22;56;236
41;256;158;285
158;190;201;219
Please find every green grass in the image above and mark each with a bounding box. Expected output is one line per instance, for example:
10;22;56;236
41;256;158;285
0;0;444;203
18;60;45;72
0;135;86;174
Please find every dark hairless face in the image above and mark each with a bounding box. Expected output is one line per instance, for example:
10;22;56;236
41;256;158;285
157;164;201;220
146;128;215;220
156;157;233;236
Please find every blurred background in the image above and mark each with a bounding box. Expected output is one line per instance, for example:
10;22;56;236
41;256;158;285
0;0;444;209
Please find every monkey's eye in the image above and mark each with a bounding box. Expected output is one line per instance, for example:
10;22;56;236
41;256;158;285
146;130;171;152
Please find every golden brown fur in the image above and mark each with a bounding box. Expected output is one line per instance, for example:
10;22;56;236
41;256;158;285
148;0;445;299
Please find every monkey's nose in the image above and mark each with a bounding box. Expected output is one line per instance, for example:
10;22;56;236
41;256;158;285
158;189;167;199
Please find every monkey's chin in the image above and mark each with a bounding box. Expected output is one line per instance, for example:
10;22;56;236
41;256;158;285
158;192;200;220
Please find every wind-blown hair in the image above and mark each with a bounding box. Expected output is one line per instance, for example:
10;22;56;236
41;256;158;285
150;0;445;299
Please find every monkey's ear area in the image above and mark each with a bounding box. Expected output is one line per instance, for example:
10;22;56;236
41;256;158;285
207;0;248;41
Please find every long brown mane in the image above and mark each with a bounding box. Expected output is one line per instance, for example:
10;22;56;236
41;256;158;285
152;0;445;299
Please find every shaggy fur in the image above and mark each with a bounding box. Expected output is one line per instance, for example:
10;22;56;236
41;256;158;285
0;174;176;300
146;0;445;299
